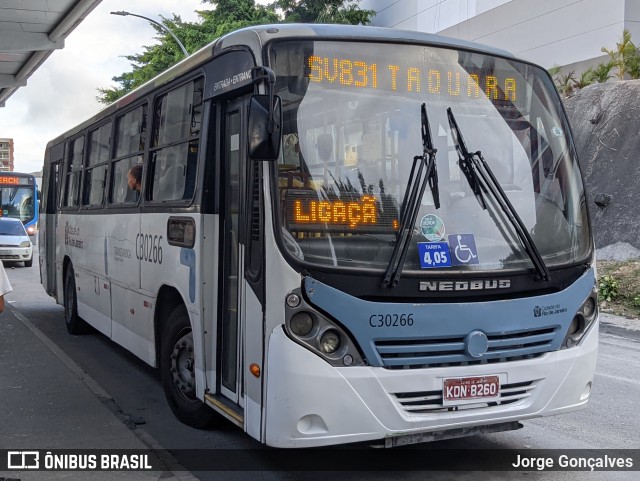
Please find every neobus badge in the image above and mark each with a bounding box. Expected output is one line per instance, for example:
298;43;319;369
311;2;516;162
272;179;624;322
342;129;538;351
419;279;511;291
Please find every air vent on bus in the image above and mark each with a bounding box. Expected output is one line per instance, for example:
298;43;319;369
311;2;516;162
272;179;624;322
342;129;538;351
251;161;261;242
375;327;558;369
391;380;538;414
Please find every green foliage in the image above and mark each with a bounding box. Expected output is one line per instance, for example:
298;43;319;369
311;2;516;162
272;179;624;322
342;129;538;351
573;69;594;89
98;0;374;104
601;29;640;80
276;0;374;25
554;70;576;98
590;60;615;83
547;65;562;77
599;275;620;302
549;30;640;96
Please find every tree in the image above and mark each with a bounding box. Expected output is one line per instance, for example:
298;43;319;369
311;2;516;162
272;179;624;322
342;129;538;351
276;0;374;25
98;0;374;103
601;29;638;80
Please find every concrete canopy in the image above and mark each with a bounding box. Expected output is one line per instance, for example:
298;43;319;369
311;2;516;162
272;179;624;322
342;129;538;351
0;0;102;107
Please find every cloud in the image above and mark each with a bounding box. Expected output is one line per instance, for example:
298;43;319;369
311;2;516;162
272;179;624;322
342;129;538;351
0;0;213;173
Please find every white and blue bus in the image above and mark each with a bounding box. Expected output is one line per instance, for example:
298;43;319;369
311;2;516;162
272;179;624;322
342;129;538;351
0;171;39;237
39;24;597;448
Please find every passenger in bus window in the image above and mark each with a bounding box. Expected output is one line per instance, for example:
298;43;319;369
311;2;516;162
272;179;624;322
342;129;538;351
128;164;143;201
0;261;13;313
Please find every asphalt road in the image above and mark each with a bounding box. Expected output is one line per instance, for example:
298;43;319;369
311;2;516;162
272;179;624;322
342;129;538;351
3;251;639;480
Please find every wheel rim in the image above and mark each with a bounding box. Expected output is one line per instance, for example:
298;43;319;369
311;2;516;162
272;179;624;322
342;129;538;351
170;328;196;402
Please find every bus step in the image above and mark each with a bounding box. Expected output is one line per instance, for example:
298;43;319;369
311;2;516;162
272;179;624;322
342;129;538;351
204;393;244;428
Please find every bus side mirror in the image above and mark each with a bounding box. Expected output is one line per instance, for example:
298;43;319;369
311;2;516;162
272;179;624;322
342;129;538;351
248;95;282;161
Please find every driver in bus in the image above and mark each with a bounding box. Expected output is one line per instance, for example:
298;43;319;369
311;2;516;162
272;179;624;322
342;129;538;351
127;165;143;201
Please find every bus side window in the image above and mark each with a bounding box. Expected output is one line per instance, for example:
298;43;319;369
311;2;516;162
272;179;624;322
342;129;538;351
111;157;143;204
63;136;84;207
148;78;202;203
83;122;111;207
110;104;147;205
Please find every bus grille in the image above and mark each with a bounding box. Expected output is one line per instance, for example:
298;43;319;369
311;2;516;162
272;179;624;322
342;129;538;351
391;381;538;414
374;327;557;369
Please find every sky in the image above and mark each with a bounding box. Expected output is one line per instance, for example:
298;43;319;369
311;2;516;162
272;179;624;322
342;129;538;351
0;0;218;174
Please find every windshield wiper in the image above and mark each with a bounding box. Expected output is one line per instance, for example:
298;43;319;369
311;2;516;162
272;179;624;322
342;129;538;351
383;103;440;288
446;107;550;282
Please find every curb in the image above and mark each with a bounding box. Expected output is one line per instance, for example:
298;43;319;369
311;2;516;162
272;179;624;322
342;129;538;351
8;305;200;481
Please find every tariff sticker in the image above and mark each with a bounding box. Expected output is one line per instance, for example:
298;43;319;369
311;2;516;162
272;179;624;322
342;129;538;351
418;242;452;269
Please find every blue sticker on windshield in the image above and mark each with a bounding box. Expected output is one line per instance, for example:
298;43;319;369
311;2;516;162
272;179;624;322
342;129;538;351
418;242;452;269
448;234;479;265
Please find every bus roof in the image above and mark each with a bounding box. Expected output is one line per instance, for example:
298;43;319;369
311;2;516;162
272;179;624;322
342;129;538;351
46;23;517;148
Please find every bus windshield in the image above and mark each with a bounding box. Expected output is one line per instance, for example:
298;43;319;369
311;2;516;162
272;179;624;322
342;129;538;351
269;40;591;273
1;186;36;223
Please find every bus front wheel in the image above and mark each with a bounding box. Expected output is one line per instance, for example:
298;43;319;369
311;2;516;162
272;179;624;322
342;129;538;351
64;266;88;335
160;304;216;429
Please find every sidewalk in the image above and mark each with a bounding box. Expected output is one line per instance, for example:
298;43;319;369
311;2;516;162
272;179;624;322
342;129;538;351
599;312;640;340
0;303;190;481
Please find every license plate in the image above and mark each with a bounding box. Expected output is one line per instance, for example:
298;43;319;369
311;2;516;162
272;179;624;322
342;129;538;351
443;375;500;405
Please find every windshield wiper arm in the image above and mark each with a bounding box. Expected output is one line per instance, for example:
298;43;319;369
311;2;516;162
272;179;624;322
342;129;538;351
447;107;550;282
383;103;440;288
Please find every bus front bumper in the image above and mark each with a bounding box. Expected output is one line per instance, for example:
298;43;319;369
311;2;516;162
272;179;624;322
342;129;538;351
264;320;598;448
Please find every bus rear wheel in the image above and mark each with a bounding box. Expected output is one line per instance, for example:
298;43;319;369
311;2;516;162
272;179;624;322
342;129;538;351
64;266;88;335
160;304;216;429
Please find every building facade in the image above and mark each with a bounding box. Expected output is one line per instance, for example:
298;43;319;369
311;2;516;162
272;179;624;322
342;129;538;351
0;138;14;171
360;0;640;71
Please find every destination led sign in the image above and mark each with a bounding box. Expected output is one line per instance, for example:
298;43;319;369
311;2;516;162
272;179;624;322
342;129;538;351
286;190;399;233
0;176;30;185
307;55;518;103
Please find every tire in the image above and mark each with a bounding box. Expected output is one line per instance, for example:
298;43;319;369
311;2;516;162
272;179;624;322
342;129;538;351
160;304;216;428
24;257;33;268
64;265;89;334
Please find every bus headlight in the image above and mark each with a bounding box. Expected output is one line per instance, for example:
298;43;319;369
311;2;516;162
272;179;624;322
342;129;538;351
582;296;596;319
26;226;36;235
562;289;598;349
284;289;365;367
319;330;340;354
290;312;314;336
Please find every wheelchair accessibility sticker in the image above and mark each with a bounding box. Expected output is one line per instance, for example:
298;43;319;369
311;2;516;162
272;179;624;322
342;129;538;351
448;234;479;265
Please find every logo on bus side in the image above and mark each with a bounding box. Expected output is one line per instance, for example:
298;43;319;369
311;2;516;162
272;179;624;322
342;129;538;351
64;222;84;249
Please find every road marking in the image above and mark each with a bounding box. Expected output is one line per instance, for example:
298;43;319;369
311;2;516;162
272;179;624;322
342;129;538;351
595;371;640;387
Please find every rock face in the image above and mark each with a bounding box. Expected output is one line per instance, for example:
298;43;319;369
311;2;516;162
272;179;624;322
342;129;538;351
564;80;640;252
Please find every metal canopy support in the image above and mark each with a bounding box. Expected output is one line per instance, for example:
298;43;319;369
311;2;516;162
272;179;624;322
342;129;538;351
0;0;103;107
0;32;64;52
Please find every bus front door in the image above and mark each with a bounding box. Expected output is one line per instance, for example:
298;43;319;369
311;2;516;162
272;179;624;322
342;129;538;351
41;161;61;297
219;96;249;407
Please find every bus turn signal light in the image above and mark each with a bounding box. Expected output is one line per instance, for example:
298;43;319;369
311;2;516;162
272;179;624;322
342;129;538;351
250;363;261;378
